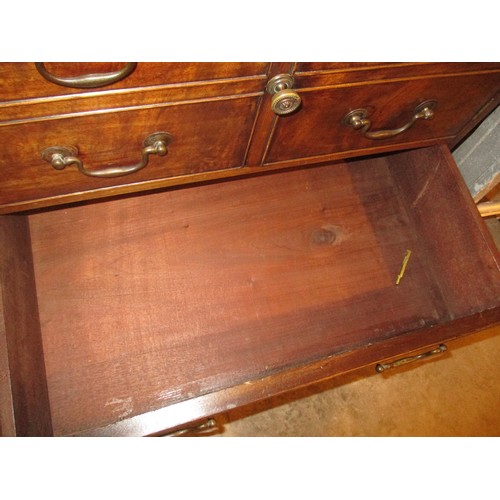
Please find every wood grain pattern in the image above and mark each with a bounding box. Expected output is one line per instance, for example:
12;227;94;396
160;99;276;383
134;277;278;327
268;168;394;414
0;62;269;102
0;96;259;208
25;145;499;436
2;64;499;214
294;62;500;87
244;62;294;166
0;215;52;436
75;307;500;437
0;280;15;436
0;79;265;125
450;92;500;149
1;62;499;436
264;73;500;164
387;145;500;313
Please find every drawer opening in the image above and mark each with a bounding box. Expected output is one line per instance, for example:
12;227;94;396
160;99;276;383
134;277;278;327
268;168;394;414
1;145;499;436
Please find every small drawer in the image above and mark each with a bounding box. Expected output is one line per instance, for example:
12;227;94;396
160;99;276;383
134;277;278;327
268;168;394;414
0;62;269;102
263;72;500;165
0;95;260;212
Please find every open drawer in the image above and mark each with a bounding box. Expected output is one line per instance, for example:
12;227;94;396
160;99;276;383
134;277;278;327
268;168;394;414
1;144;499;436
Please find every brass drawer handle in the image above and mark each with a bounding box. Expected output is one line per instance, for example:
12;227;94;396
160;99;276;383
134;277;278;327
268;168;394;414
35;62;137;89
41;132;172;178
343;100;437;140
376;344;447;373
266;74;302;115
165;418;218;437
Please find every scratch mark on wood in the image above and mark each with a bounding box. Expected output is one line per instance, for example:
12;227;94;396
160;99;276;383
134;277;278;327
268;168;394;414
411;159;442;208
105;396;133;419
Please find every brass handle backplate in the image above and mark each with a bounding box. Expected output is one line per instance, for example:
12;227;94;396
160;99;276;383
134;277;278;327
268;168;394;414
41;132;172;178
343;100;437;140
266;74;302;116
35;62;137;89
376;344;447;373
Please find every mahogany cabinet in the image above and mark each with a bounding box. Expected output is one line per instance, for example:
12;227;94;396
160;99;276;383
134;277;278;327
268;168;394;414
0;62;499;436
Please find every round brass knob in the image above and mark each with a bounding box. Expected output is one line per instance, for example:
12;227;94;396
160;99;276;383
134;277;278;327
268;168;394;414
266;74;302;116
271;90;302;115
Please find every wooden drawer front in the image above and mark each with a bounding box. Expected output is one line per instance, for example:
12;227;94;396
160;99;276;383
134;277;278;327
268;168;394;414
0;96;259;211
264;72;500;165
293;62;500;85
0;62;269;102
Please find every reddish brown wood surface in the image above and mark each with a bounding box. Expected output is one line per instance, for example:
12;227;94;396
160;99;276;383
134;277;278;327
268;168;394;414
387;145;500;313
1;63;499;214
24;145;499;436
450;93;500;149
0;282;15;436
0;215;52;436
76;307;500;437
0;96;259;208
293;62;500;87
0;79;265;125
0;62;269;102
264;73;500;164
244;62;294;166
1;62;499;436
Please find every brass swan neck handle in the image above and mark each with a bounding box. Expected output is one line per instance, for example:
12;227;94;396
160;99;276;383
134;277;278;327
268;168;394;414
343;100;437;140
41;132;172;178
35;62;137;89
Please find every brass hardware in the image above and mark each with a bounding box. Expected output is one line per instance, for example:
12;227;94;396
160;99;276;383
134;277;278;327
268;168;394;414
41;132;172;178
266;74;302;115
35;62;137;89
165;418;218;437
343;100;437;139
376;344;447;373
395;249;412;285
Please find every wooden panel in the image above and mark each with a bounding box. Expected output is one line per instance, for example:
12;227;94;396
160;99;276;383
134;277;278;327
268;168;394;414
296;62;402;72
294;63;500;87
245;62;294;166
0;96;259;210
264;73;500;164
74;307;500;436
0;283;15;436
26;145;500;436
0;62;269;102
0;215;52;436
387;145;500;313
0;79;265;125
